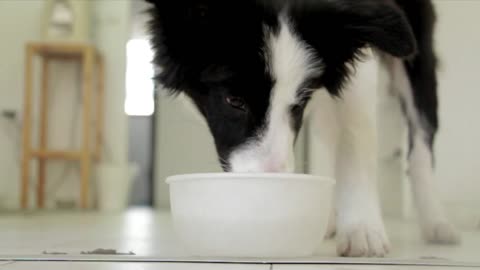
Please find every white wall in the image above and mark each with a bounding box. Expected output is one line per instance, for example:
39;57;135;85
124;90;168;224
0;0;44;209
0;0;130;210
92;0;130;166
434;0;480;224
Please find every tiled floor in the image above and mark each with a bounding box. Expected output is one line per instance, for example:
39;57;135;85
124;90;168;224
0;263;475;270
273;266;473;270
0;262;270;270
0;208;478;269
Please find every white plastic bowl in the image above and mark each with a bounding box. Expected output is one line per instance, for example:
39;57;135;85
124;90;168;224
166;173;335;258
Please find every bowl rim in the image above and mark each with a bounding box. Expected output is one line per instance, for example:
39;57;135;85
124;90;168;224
166;173;335;184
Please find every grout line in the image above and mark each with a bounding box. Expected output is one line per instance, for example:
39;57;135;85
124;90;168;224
0;261;16;269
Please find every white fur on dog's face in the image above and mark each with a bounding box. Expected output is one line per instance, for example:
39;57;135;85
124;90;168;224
228;17;323;173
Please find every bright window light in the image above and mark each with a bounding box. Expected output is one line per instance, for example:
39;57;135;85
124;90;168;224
125;39;155;116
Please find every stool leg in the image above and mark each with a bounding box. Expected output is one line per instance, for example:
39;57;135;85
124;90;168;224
21;45;34;210
80;49;94;209
38;57;50;209
95;55;104;161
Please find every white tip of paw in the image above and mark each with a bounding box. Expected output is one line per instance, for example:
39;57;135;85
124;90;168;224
423;222;461;245
337;225;390;257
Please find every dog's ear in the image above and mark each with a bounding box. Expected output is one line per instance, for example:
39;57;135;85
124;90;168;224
147;0;261;95
293;0;417;58
291;0;416;94
147;0;212;95
337;0;417;58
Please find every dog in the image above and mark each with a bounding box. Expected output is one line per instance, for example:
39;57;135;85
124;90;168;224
145;0;460;257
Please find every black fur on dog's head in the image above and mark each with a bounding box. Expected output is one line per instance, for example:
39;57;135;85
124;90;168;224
146;0;415;172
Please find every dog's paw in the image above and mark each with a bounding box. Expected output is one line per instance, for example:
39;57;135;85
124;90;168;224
337;225;390;257
422;222;461;245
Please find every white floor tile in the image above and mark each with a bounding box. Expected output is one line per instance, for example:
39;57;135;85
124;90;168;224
0;208;479;267
273;266;471;270
0;262;270;270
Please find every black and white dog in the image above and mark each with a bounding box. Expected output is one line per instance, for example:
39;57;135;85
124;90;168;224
145;0;460;257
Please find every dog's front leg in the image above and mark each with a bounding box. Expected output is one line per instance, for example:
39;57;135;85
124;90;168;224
333;59;390;257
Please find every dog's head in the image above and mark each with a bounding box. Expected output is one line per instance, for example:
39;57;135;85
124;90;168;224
146;0;415;172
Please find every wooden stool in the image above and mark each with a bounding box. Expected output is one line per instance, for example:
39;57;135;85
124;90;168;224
22;42;104;209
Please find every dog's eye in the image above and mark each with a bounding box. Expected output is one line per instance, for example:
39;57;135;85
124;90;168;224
225;96;246;112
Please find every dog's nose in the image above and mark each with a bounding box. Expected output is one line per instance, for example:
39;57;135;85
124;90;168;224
229;155;294;173
263;161;289;173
